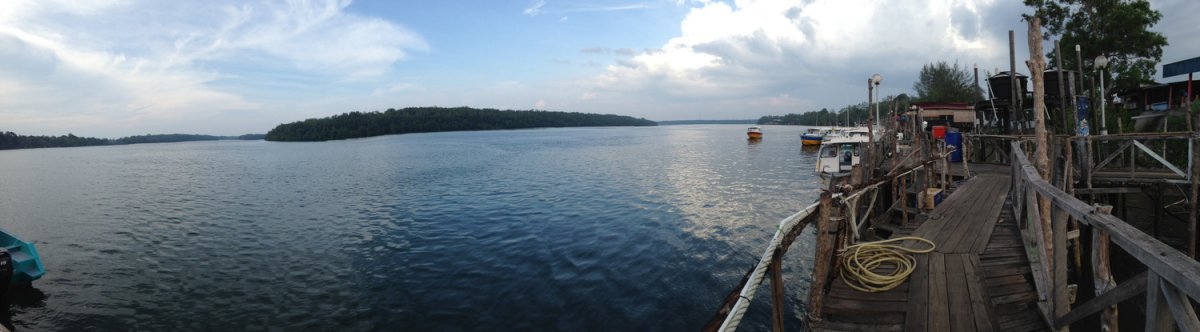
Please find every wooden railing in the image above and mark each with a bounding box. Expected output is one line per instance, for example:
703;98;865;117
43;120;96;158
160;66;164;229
1076;132;1194;184
1010;141;1200;331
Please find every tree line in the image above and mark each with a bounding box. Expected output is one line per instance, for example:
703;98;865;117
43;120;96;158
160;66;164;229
264;107;658;142
757;96;913;126
0;132;264;150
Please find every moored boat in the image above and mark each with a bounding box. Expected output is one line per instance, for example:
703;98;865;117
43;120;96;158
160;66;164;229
814;132;869;174
747;126;763;140
0;229;44;287
800;128;826;146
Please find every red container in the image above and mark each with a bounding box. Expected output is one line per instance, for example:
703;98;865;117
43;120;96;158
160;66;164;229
932;125;946;139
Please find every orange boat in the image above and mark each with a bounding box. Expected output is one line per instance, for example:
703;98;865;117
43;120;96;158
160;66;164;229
747;126;763;140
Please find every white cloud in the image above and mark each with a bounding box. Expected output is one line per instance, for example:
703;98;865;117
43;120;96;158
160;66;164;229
585;0;1016;120
535;99;547;109
524;0;546;16
0;0;428;136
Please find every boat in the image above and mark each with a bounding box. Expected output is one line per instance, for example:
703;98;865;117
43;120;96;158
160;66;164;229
815;130;870;174
0;229;44;287
800;128;826;146
747;126;763;140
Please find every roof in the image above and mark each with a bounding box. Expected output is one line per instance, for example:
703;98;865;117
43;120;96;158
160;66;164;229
1163;56;1200;78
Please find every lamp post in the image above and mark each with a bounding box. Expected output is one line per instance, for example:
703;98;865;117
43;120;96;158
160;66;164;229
1095;55;1109;135
872;73;883;127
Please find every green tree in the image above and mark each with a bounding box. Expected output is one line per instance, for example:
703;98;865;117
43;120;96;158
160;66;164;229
1024;0;1167;92
913;61;982;103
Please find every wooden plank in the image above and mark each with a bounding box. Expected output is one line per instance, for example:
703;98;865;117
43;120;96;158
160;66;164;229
1072;187;1142;194
813;320;904;332
965;254;999;332
946;255;974;332
1052;204;1069;324
929;253;950;332
823;298;908;313
1146;272;1174;332
1160;280;1200;332
1054;271;1147;328
904;254;929;332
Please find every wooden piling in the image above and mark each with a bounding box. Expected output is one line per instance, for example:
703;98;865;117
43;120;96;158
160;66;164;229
770;247;785;332
807;192;836;321
1091;204;1118;332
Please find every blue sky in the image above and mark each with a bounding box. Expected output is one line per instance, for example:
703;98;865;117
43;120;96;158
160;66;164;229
2;0;1198;138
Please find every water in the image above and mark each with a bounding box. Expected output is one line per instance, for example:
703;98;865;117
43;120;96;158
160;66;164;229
0;125;824;330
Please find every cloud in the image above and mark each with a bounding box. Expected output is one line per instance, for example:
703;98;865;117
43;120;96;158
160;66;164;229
535;99;547;109
524;0;546;16
524;1;650;17
0;0;428;136
583;0;1019;120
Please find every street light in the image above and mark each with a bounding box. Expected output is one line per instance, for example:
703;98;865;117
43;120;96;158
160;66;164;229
873;73;883;125
1095;55;1109;135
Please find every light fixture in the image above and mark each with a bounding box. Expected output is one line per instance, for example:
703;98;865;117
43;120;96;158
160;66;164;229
871;73;882;85
1094;55;1109;69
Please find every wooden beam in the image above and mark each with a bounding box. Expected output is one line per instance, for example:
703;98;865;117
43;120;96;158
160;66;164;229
1072;187;1142;195
1055;271;1147;328
1146;273;1173;332
1160;280;1200;332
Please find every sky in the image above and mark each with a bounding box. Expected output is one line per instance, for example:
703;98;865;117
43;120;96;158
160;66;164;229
1;0;1198;138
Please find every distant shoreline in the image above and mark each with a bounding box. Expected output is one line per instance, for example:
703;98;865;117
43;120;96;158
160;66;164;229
0;132;265;151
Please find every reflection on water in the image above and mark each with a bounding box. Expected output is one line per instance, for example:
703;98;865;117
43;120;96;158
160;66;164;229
0;125;824;330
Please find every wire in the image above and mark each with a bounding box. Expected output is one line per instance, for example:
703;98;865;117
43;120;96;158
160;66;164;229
837;236;935;293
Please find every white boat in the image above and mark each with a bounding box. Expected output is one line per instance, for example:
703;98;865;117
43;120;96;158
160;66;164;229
815;131;870;174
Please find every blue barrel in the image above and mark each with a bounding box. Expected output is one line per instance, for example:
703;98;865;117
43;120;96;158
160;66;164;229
946;132;963;162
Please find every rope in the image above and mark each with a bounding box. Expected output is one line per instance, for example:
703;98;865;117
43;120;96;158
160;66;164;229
717;202;821;332
837;236;935;293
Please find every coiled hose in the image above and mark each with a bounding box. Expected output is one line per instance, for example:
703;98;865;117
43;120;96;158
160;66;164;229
837;236;935;292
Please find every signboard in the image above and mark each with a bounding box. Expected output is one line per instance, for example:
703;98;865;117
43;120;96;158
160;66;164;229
1076;96;1090;137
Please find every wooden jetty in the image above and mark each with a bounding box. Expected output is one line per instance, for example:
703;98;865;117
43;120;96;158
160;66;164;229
704;25;1200;330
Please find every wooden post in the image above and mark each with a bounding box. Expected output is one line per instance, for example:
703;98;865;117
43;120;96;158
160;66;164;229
808;192;835;321
1191;113;1199;258
1144;273;1173;332
1091;204;1117;331
1028;20;1059;325
1009;30;1020;134
1056;40;1069;134
963;134;972;177
901;175;910;226
770;247;785;332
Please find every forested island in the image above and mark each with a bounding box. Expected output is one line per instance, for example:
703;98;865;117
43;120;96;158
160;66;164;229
0;132;264;150
265;107;658;142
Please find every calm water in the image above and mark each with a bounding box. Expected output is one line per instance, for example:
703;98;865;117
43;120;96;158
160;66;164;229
0;125;823;331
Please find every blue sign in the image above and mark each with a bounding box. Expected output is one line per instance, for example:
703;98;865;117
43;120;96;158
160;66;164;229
1076;96;1090;137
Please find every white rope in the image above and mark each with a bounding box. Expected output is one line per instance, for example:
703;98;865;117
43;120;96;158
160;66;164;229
718;202;820;332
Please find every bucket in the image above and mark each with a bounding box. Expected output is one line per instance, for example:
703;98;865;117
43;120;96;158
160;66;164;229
946;132;963;162
932;125;946;139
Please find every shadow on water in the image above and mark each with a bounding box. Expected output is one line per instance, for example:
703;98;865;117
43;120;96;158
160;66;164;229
2;286;46;331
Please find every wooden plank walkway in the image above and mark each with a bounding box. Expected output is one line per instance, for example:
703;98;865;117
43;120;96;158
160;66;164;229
813;174;1049;332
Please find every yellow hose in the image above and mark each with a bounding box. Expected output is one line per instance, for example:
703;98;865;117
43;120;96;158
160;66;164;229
837;236;935;293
